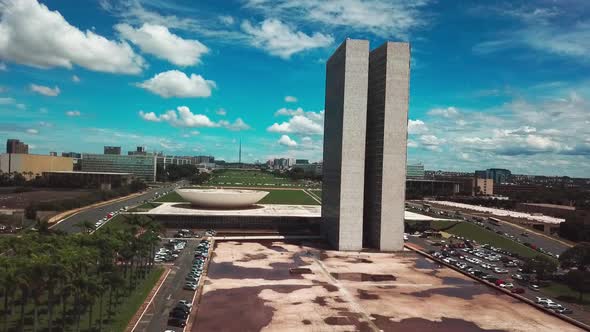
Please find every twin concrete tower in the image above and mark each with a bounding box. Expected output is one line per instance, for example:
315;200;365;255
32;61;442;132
322;39;410;252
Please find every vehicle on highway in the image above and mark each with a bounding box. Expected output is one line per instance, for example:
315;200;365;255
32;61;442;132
511;287;525;294
499;283;514;288
529;284;540;291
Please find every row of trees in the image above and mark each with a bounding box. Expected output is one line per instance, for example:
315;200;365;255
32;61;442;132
156;164;199;182
0;215;161;331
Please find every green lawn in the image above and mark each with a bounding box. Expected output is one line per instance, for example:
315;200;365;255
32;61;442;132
442;222;543;258
97;215;134;233
205;170;316;188
128;202;161;212
154;191;185;202
259;190;320;205
108;267;164;332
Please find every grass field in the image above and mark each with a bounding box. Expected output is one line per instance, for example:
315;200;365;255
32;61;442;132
128;202;161;212
407;219;542;259
109;267;164;332
154;189;320;205
259;189;320;205
153;191;184;202
205;170;318;188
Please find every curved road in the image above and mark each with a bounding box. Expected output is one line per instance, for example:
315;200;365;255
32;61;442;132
52;182;183;233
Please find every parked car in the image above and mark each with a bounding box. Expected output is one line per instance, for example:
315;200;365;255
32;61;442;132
511;287;525;294
168;318;186;327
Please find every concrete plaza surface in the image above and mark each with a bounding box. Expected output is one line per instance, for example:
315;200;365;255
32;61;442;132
193;241;582;332
137;203;445;222
136;203;322;217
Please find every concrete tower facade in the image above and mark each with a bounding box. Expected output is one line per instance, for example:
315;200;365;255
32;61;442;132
363;42;411;251
322;39;410;251
321;39;369;251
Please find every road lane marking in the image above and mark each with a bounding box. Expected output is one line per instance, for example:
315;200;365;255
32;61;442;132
131;267;172;332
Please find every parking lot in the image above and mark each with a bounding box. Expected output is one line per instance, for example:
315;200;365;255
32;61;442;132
131;230;214;331
406;234;590;326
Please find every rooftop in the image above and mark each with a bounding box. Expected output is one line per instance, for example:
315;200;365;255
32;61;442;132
194;241;581;331
138;202;321;217
520;203;576;211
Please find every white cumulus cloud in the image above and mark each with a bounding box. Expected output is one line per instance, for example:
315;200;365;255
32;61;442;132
26;128;38;135
72;75;80;83
115;23;209;66
137;70;215;98
428;106;459;118
219;118;251;131
65;110;80;117
30;84;60;96
139;106;218;128
241;19;333;59
278;134;297;147
284;95;297;103
0;0;145;74
408;119;428;134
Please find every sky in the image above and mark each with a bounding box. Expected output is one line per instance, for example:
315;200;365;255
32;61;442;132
0;0;589;177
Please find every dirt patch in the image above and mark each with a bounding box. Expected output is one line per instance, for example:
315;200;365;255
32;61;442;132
331;273;396;282
403;285;491;300
194;285;310;332
414;256;444;270
302;319;311;325
313;296;328;306
357;289;380;300
236;253;268;262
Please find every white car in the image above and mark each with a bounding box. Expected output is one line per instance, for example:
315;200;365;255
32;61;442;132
499;283;514;288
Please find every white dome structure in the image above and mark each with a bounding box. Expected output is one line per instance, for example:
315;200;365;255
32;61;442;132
175;188;269;208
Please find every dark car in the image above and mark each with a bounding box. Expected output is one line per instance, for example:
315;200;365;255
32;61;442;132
173;305;190;314
169;310;189;319
511;288;525;294
168;317;187;327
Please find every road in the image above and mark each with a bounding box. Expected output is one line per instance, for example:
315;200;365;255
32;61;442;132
133;239;200;332
52;182;182;233
407;202;570;256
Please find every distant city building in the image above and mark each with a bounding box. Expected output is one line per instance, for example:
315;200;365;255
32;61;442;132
80;154;156;182
6;139;28;154
474;178;494;196
156;155;192;170
49;152;57;156
103;146;121;155
42;171;133;190
193;155;215;164
295;159;309;165
406;164;425;179
475;168;512;184
0;153;73;179
270;158;291;170
293;163;323;176
128;146;147;156
61;152;81;158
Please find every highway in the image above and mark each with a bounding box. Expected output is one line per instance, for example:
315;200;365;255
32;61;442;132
407;202;571;257
52;182;182;233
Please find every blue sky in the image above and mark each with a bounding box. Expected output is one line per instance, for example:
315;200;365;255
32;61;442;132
0;0;589;177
